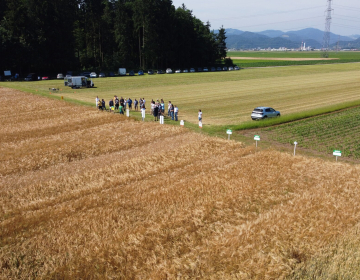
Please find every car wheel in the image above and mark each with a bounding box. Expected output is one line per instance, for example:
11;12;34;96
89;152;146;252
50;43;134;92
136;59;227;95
277;114;280;117
263;116;267;119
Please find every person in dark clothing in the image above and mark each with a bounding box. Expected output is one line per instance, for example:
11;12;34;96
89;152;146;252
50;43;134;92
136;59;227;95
153;105;159;121
102;99;106;111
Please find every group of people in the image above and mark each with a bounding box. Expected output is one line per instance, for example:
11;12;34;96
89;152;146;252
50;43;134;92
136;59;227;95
95;96;203;123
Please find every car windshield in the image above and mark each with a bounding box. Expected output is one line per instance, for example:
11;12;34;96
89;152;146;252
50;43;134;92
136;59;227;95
254;109;263;112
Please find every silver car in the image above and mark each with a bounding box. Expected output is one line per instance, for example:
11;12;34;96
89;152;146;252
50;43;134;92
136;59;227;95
251;107;280;120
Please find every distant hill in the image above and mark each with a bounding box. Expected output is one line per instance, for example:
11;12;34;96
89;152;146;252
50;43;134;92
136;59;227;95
225;28;356;50
333;37;360;49
226;32;300;49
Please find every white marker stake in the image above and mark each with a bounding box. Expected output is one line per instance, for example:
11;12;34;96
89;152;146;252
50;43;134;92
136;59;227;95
141;109;145;121
254;135;260;148
126;109;129;117
294;141;298;156
160;115;164;124
199;121;202;128
333;150;342;162
180;120;184;127
226;129;232;140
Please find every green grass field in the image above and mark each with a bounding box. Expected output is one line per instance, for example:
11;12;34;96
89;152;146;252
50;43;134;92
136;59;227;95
2;63;360;127
229;51;360;67
261;106;360;159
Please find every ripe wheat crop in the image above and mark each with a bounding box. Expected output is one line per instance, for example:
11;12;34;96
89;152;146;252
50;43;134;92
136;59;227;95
2;87;360;279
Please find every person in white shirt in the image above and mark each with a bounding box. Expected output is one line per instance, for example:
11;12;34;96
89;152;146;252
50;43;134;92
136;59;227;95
168;101;172;116
174;105;179;121
198;109;202;121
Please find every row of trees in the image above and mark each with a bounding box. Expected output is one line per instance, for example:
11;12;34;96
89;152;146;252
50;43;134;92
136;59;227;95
0;0;227;75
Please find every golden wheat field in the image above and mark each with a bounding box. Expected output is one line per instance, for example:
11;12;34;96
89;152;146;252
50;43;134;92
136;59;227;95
2;87;360;279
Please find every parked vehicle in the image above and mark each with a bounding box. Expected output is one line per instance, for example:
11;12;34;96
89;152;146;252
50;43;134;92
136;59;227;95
80;72;91;77
24;73;37;81
190;68;195;72
216;67;222;71
183;69;188;73
57;73;64;79
251;107;280;120
138;70;144;75
99;72;106;77
148;69;154;75
109;72;115;77
166;68;172;74
228;66;234;71
223;66;228;71
211;67;216;71
197;67;203;72
64;76;94;89
42;76;49;80
175;69;181;73
129;70;135;76
203;67;208;72
234;66;240;70
118;68;126;76
90;72;97;78
65;74;72;78
157;70;164;74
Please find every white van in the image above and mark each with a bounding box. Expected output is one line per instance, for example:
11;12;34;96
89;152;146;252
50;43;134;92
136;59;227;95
118;68;126;76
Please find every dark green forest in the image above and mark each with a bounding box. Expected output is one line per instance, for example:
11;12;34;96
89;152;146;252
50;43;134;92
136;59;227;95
0;0;227;75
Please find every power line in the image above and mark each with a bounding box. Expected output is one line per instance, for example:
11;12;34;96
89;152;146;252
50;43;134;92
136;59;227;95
233;16;323;30
208;6;324;21
333;4;360;11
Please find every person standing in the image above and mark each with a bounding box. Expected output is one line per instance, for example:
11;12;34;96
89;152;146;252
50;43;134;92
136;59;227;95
153;104;159;121
115;96;119;110
102;99;106;111
170;104;175;120
198;109;202;121
134;99;138;111
161;99;165;113
168;101;171;116
174;105;179;121
109;99;114;112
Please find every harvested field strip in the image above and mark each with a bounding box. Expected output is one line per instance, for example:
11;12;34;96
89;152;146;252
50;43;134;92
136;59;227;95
2;88;360;278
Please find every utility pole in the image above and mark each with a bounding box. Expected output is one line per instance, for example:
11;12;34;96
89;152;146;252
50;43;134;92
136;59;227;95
322;0;333;58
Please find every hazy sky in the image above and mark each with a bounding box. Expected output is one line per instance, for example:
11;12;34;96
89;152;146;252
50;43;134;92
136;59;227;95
171;0;360;36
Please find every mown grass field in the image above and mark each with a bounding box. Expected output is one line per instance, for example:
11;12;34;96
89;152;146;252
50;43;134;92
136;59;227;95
2;88;360;279
2;63;360;126
228;51;360;67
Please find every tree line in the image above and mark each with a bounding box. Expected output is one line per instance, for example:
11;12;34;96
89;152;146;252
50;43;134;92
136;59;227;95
0;0;227;75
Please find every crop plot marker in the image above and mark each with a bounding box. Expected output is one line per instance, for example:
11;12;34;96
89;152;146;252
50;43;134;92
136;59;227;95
160;115;164;124
226;129;232;140
294;141;298;156
333;150;341;162
126;109;129;117
141;109;145;121
254;135;260;148
180;120;184;127
199;121;202;129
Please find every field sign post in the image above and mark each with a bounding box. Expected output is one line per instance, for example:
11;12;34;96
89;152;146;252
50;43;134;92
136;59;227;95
294;141;298;156
180;120;184;127
160;115;164;124
141;109;145;121
199;121;202;129
254;135;260;148
226;129;232;140
126;109;129;117
333;150;341;162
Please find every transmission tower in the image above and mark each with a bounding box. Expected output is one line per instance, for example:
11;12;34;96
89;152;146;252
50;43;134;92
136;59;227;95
322;0;333;58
